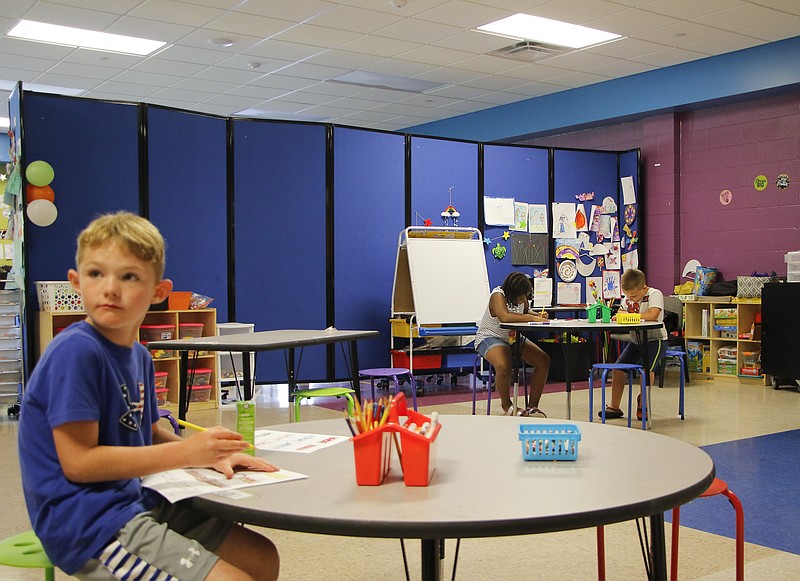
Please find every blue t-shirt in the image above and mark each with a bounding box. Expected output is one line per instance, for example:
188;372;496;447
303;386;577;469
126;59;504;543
19;321;161;574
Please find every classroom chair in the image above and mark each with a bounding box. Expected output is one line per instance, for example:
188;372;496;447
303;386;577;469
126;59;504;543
292;386;356;422
588;362;650;430
158;408;180;435
0;530;55;581
358;367;418;411
658;346;687;420
670;478;744;581
471;355;529;415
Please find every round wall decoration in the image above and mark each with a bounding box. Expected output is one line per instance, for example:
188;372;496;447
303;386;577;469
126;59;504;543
558;259;578;282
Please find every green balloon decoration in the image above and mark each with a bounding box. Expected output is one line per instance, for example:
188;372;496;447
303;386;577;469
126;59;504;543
26;160;55;187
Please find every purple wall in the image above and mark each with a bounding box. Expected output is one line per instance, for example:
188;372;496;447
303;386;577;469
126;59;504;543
519;91;800;295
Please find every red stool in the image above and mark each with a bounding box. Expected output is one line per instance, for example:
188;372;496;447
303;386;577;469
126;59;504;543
671;478;744;581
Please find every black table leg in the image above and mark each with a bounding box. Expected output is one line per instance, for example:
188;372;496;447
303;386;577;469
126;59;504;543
179;350;189;422
636;330;652;429
349;339;362;402
562;332;573;420
420;538;443;581
242;350;253;401
287;347;296;422
649;513;668;581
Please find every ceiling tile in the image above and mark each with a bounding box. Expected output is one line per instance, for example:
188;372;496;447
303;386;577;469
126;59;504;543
682;34;763;55
306;5;404;34
93;79;161;97
24;2;119;30
129;0;224;27
632;46;709;67
372;17;462;44
528;0;629;24
414;0;510;28
693;4;788;31
587;8;678;36
636;0;746;19
244;39;326;62
233;0;337;21
272;24;362;49
741;16;800;42
113;69;184;87
46;61;124;81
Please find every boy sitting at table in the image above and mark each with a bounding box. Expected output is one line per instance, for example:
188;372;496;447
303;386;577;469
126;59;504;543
19;212;279;580
601;268;668;421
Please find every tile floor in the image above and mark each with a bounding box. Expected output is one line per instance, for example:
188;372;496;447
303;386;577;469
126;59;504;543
2;372;799;580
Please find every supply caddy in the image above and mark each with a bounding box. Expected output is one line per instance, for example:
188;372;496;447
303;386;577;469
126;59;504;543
518;424;581;461
349;392;441;486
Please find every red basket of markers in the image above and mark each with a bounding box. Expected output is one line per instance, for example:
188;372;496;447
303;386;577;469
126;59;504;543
348;393;441;487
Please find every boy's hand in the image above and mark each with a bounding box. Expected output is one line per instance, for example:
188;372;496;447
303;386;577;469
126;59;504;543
211;454;280;479
183;427;250;466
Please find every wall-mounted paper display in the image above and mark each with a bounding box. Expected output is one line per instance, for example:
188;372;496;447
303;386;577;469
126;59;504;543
575;204;588;231
602;270;621;300
527;204;547;233
621;249;638;271
621;176;636;205
552;202;576;238
532;277;552;308
557;282;581;305
484;197;515;225
512;201;528;231
511;233;548;265
586;276;602;304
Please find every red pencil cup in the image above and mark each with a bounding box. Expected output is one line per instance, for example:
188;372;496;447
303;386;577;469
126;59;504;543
352;426;393;486
399;410;441;487
388;391;408;424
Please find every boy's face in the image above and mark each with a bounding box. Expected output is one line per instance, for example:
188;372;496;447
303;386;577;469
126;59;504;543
622;284;647;303
68;243;171;345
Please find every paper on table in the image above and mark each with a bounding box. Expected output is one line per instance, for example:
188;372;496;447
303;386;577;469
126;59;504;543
142;467;308;503
254;429;349;453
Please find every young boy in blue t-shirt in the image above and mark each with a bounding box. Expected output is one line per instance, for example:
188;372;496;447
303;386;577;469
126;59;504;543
20;212;279;580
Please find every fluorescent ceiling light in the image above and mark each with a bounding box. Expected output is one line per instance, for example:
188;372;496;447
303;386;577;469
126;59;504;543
7;20;166;56
477;14;621;49
0;79;84;96
330;71;444;93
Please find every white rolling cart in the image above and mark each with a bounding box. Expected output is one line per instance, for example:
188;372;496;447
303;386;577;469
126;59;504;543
0;284;22;416
217;322;255;405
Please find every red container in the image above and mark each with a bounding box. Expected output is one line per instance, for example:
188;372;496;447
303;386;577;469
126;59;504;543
399;409;440;486
390;349;441;369
352;426;393;486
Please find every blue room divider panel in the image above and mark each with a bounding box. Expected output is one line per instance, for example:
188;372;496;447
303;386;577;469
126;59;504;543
146;107;229;322
232;120;327;383
618;149;641;271
483;144;550;289
333;127;405;376
22;93;140;310
553;149;621;305
410;136;478;230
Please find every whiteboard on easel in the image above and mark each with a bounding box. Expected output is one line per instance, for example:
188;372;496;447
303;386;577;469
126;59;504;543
395;228;490;325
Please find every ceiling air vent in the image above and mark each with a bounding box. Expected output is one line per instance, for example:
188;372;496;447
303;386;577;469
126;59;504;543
488;40;563;63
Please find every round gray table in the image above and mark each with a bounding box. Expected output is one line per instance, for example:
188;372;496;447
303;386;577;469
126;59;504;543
192;416;714;580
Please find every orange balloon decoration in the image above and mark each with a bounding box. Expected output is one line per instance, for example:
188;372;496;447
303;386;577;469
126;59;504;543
26;184;55;203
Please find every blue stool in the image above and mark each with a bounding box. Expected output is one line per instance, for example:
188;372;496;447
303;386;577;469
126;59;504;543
589;363;649;430
659;347;687;420
0;531;55;581
359;367;417;410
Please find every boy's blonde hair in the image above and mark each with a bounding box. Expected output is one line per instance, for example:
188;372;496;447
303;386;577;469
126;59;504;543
621;268;646;291
76;212;166;278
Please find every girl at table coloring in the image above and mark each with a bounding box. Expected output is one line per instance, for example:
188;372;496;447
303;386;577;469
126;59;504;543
19;212;280;581
601;268;668;421
474;271;551;417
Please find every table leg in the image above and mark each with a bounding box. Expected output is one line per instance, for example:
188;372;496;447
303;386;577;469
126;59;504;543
349;339;362;402
562;332;573;420
242;350;253;401
511;337;523;411
178;350;189;422
637;331;652;430
420;538;443;581
649;513;668;581
287;347;296;422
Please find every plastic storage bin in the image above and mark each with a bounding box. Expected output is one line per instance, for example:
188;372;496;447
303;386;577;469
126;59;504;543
352;428;393;486
179;322;204;338
786;251;800;283
154;371;169;388
188;385;212;402
518;424;581;461
141;324;175;359
187;367;212;386
155;388;169;406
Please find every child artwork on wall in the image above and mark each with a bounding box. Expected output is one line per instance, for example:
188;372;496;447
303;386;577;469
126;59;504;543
586;276;603;304
602;270;621;300
557;282;582;305
484;197;515;226
512;201;528;231
606;242;621;269
528;204;548;233
589;205;602;232
621;249;639;272
575;204;588;231
551;203;576;238
511;233;548;265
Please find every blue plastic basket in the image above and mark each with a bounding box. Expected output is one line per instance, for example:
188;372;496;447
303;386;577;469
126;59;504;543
518;424;581;461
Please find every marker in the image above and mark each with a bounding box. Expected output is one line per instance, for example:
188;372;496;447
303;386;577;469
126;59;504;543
175;418;255;450
427;412;439;439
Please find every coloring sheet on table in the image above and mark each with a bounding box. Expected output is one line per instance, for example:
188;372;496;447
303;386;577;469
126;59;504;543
143;468;308;503
254;429;349;453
